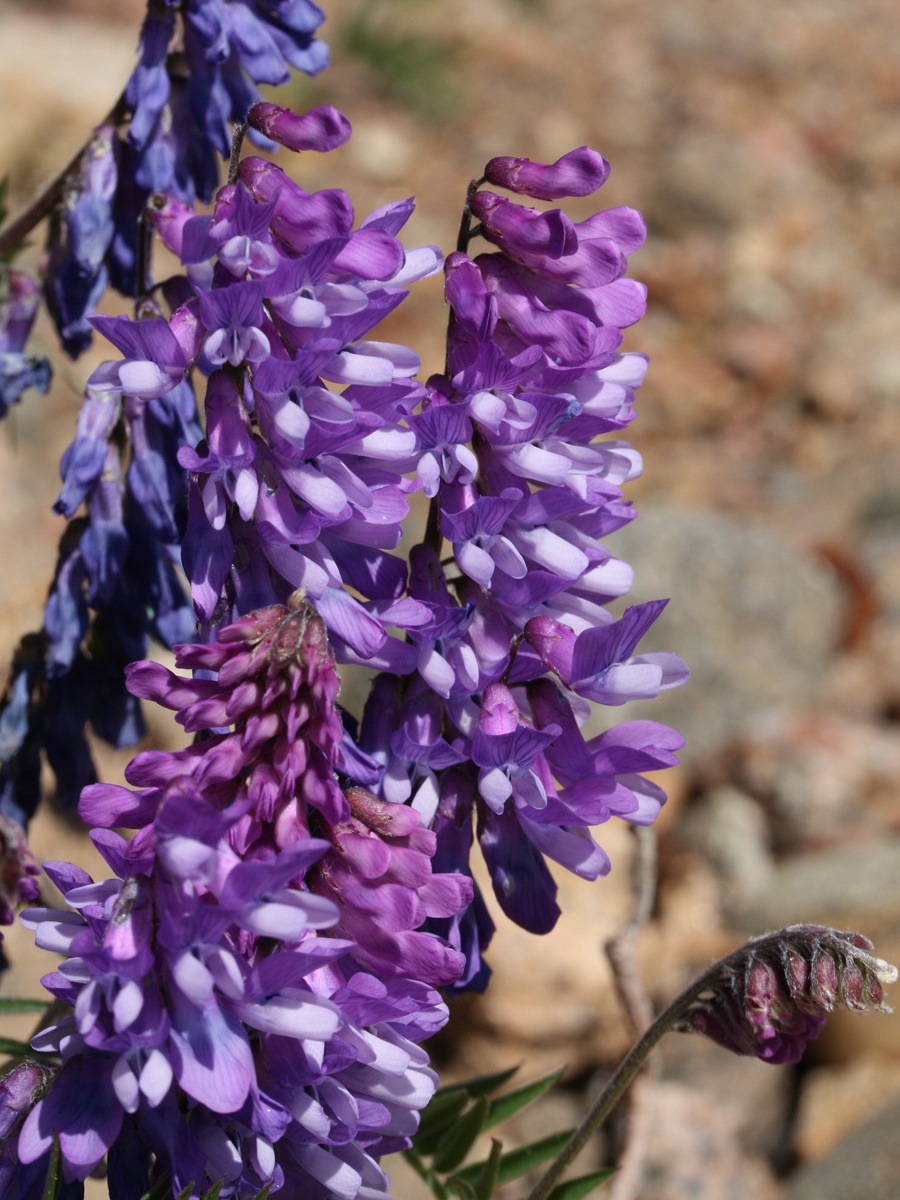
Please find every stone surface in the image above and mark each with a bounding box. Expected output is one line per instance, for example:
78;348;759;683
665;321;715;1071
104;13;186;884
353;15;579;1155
628;1081;783;1200
783;1095;900;1200
609;507;842;761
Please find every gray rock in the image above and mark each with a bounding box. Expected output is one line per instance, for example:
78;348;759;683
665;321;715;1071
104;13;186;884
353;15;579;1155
678;786;775;920
738;839;900;938
783;1095;900;1200
608;506;842;761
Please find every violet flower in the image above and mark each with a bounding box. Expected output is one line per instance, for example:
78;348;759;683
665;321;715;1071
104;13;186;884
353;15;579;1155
18;598;471;1193
347;145;688;971
0;269;51;417
37;0;329;356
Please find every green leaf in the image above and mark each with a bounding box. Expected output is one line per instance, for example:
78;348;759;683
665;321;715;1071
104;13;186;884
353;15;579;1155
249;1186;273;1200
415;1088;472;1144
0;998;52;1015
42;1134;61;1200
201;1181;225;1200
435;1065;520;1103
138;1177;176;1200
471;1137;503;1200
448;1178;477;1200
547;1168;617;1200
454;1130;574;1188
175;1183;197;1200
431;1096;489;1174
484;1067;566;1130
0;1036;38;1056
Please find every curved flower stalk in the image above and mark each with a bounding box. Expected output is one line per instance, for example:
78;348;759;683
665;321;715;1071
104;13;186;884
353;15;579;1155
525;926;898;1200
353;148;688;982
14;597;472;1195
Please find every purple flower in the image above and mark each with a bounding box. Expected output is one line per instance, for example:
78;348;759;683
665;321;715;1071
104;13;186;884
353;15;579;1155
484;147;611;200
42;125;117;357
20;597;471;1191
308;785;474;985
32;0;329;362
525;602;689;704
0;269;51;416
247;102;352;152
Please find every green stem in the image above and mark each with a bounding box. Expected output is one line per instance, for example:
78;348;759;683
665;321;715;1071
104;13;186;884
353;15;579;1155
524;930;798;1200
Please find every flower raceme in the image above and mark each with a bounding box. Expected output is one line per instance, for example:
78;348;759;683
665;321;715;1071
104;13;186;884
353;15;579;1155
71;114;685;961
16;598;472;1195
7;119;691;1191
39;0;329;355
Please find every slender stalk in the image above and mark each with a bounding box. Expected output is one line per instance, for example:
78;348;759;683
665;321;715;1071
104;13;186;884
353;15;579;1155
524;930;802;1200
227;120;250;186
0;93;128;261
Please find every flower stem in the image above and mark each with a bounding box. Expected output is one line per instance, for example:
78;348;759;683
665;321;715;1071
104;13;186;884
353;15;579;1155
227;120;250;186
524;930;802;1200
0;92;128;261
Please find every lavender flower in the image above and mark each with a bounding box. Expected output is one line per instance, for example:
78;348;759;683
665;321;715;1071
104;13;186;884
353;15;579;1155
35;0;329;356
80;111;443;663
18;598;471;1193
348;147;687;969
0;269;51;416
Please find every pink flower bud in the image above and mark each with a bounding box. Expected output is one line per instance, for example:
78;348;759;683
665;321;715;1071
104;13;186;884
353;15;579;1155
484;147;610;200
247;103;351;153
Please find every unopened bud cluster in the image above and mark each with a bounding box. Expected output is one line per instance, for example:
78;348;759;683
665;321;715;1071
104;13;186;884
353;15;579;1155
679;926;897;1065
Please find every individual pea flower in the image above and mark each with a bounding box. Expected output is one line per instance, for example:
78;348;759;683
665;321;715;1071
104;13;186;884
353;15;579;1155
678;926;898;1065
524;601;689;705
41;124;117;357
246;102;351;153
0;268;51;417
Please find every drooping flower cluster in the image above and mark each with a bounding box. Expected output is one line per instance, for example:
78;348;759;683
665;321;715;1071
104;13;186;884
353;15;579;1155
40;0;328;356
678;926;898;1065
0;102;439;823
13;597;472;1195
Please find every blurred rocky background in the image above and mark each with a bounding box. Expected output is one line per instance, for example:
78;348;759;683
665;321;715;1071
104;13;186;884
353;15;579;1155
2;0;900;1197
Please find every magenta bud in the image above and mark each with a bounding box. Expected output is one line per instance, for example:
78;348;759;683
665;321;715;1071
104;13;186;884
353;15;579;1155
810;948;840;1009
484;147;611;200
469;191;577;260
247;103;352;153
524;616;577;682
0;1061;49;1141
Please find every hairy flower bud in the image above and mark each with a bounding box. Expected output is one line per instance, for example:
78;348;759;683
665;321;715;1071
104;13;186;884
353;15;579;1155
679;926;897;1065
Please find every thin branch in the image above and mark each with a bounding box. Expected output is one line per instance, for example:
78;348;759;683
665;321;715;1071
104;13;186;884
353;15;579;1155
603;826;658;1200
605;825;657;1036
524;929;811;1200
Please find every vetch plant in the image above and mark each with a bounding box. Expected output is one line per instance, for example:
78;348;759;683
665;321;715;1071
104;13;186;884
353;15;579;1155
0;4;895;1199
